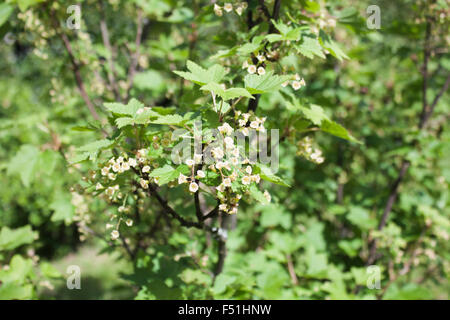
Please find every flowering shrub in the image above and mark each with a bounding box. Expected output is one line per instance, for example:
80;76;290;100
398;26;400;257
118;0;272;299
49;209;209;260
0;0;449;300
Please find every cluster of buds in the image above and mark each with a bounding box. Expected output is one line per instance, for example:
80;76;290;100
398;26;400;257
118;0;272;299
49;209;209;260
176;119;271;214
214;2;248;16
282;73;306;90
242;53;267;75
99;155;137;183
235;111;266;135
71;192;91;241
17;10;53;59
296;136;324;164
317;12;337;30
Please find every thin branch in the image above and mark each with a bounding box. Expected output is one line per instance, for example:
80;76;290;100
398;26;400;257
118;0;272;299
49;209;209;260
99;3;121;101
286;253;299;285
59;33;100;121
147;183;203;229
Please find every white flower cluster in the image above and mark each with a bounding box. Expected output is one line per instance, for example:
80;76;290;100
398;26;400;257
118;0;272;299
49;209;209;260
296;136;324;164
99;155;137;183
235;111;266;135
242;53;267;75
71;192;91;241
214;2;248;16
282;73;306;90
177;120;271;214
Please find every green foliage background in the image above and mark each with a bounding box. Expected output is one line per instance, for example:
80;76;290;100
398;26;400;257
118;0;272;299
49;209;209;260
0;0;449;300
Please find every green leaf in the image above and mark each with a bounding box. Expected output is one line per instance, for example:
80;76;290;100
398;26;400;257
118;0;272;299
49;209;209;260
104;98;144;116
0;3;13;28
200;82;253;101
249;184;269;204
40;262;62;279
173;60;227;86
244;71;291;94
321;119;361;144
296;36;326;59
50;194;75;223
347;207;377;230
76;139;113;161
0;226;37;251
0;282;33;300
299;104;329;125
148;164;188;185
151;114;184;125
255;164;290;187
319;30;349;61
7;145;39;187
17;0;45;12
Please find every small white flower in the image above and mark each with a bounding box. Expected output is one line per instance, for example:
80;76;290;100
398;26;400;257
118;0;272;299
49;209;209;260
219;204;228;211
238;119;247;127
292;80;302;90
189;182;199;193
112;162;121;172
242;60;249;69
250;121;259;129
142;165;151;173
194;154;203;163
108;173;116;180
231;157;239;165
197;170;206;178
96;183;103;190
245;166;252;174
218;122;233;135
257;66;266;75
106;223;113;230
224;3;233;12
247;65;257;74
111;230;120;240
101;167;109;176
214;4;223;16
224;136;234;146
121;162;130;171
186;159;195;167
117;156;124;163
229;206;238;214
256;54;266;62
242;176;251;185
299;78;306;86
223;178;232;187
215;161;224;170
128;158;137;167
241;127;249;136
212;147;224;159
251;174;261;183
140;179;149;189
178;173;188;184
235;6;243;16
264;190;271;202
217;184;226;192
126;219;133;227
242;113;250;121
294;73;300;81
282;81;289;87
